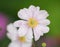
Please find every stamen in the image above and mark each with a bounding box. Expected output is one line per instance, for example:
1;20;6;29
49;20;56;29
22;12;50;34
28;18;38;28
18;36;26;42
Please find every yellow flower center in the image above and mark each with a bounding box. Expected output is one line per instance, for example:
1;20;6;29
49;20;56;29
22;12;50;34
28;18;38;28
18;36;26;42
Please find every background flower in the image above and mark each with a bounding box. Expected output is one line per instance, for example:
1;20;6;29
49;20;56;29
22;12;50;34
36;36;58;47
0;13;8;40
7;23;33;47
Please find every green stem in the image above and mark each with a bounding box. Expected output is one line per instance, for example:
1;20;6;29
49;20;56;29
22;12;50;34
32;29;36;47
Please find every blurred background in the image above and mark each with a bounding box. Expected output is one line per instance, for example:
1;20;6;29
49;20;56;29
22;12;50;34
0;0;60;47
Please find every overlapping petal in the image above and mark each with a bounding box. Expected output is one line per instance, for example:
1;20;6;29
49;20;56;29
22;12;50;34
18;25;28;36
7;33;18;41
8;41;21;47
34;10;49;20
33;25;43;41
18;8;32;20
38;19;50;25
7;23;17;34
25;28;33;42
8;41;32;47
33;25;49;41
7;23;18;41
13;20;27;27
22;42;32;47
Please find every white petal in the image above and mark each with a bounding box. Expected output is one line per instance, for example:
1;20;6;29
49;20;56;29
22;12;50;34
33;25;49;41
25;28;33;42
7;33;18;41
36;6;40;10
34;24;50;41
29;5;40;17
38;25;50;33
34;10;49;20
29;5;40;12
33;25;43;41
26;39;33;43
13;20;27;27
18;8;32;20
39;10;49;19
22;42;32;47
7;23;17;34
8;41;21;47
18;24;28;36
26;28;33;39
29;5;36;12
38;19;50;25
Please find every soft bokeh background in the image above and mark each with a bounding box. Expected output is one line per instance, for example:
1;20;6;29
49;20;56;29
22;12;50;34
0;0;60;47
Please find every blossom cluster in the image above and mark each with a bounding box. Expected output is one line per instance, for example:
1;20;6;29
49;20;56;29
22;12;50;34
7;5;50;47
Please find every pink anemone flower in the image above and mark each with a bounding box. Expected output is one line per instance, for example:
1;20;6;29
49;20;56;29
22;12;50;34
0;13;8;40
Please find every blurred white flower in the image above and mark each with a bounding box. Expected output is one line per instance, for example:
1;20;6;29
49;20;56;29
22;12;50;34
14;5;50;41
7;23;33;47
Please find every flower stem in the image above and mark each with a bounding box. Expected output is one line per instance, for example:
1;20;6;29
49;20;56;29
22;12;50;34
32;29;36;47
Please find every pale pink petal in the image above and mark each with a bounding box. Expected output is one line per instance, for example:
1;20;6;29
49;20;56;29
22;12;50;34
18;8;32;20
38;19;50;25
33;25;43;41
22;42;32;47
8;41;21;47
13;20;27;27
34;10;49;20
33;25;49;41
38;25;50;33
18;24;29;37
7;33;18;41
29;5;40;17
7;23;18;41
7;23;17;35
25;28;33;42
